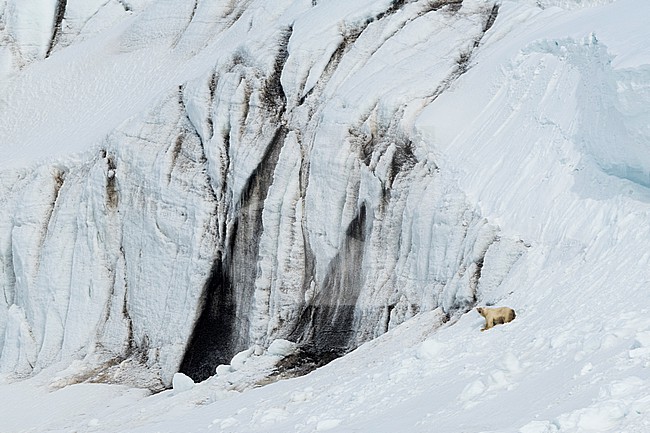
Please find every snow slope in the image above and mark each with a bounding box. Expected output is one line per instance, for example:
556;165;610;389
1;0;650;431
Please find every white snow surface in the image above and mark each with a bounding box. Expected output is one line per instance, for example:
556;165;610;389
1;0;650;432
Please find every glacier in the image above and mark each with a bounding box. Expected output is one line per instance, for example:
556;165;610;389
1;0;650;431
0;0;528;385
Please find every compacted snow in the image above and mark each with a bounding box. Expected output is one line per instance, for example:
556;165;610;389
1;0;650;432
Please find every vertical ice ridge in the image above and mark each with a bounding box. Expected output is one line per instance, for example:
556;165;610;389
104;153;118;210
41;168;66;246
290;204;369;355
261;25;292;111
170;0;198;49
482;2;499;33
292;0;413;105
422;2;499;104
45;0;67;58
179;124;289;382
179;27;294;379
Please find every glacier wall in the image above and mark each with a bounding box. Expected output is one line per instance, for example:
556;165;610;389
0;0;529;385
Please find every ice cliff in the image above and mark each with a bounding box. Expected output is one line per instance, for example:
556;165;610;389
3;0;644;389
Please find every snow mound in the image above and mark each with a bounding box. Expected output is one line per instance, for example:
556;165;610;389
267;339;298;357
172;372;194;393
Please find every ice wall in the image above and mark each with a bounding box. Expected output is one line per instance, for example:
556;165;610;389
0;0;528;385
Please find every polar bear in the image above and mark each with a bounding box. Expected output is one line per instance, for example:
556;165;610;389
476;307;516;331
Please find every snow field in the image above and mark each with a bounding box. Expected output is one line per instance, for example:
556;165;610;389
1;274;649;432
